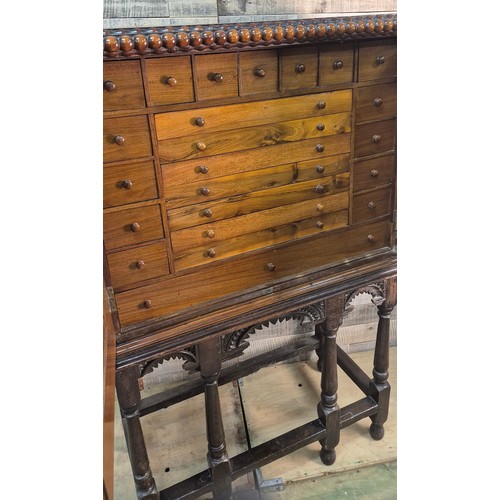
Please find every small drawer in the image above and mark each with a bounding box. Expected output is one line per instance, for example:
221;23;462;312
358;40;397;82
281;46;318;90
195;53;238;100
240;50;279;96
103;61;145;111
106;242;169;289
104;160;158;208
103;204;164;251
319;44;354;86
352;187;392;224
354;119;396;158
103;116;152;163
145;57;195;106
356;83;396;123
353;155;394;193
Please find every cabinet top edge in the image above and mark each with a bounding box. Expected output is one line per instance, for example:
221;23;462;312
103;13;397;60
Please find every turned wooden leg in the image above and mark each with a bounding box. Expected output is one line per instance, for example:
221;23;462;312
198;337;232;499
369;276;397;440
116;366;158;499
316;294;344;466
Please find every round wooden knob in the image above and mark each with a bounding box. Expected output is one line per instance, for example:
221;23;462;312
296;64;306;73
207;248;216;258
376;55;385;65
206;229;215;238
317;101;326;109
143;300;152;309
368;201;376;210
316;221;324;229
200;187;210;196
316;124;325;131
266;263;276;272
199;165;209;174
367;234;376;243
196;142;207;151
373;97;383;107
316;144;325;153
121;179;133;189
130;222;141;232
371;134;381;144
104;80;116;91
333;60;343;70
203;208;213;218
114;135;125;145
370;169;380;177
212;73;224;83
316;165;325;174
315;184;326;194
317;203;325;212
255;68;266;78
136;260;145;270
194;117;205;127
166;77;177;86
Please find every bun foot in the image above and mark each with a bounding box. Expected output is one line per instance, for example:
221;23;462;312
370;422;385;441
320;447;336;466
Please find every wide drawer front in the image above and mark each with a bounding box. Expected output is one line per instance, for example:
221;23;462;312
106;242;169;289
358;40;397;82
103;116;152;163
115;220;390;326
356;82;396;123
103;160;158;208
354;119;396;158
103;204;164;251
103;60;145;111
352;187;392;224
353;154;395;193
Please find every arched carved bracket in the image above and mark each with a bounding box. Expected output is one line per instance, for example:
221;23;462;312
344;282;386;317
140;346;199;377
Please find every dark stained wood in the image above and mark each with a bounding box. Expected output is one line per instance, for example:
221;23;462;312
354;118;396;158
356;82;397;123
281;45;319;90
358;39;397;82
352;186;392;224
353;154;395;193
319;43;354;86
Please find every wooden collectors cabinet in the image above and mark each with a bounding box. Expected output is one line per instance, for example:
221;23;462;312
103;14;397;499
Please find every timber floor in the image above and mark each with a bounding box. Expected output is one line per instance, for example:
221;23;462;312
113;347;397;499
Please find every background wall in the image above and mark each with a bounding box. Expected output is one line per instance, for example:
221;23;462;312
104;0;397;29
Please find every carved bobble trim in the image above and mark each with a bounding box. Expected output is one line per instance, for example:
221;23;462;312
103;14;396;59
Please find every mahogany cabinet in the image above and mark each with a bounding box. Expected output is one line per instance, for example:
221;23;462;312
103;14;397;499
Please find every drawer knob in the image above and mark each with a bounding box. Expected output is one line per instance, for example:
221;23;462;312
166;77;177;86
200;187;210;196
316;221;324;229
198;165;209;174
370;169;380;177
196;142;207;151
316;165;325;174
295;64;306;73
317;203;325;212
114;135;125;145
143;300;152;309
333;60;344;70
121;179;133;189
136;260;146;270
373;97;383;107
104;80;116;91
368;201;376;210
367;234;376;243
317;101;326;109
316;144;325;153
194;117;205;127
371;134;381;144
255;68;266;78
206;229;215;238
315;184;326;194
203;208;213;218
211;73;224;83
207;248;216;258
130;222;141;232
266;262;276;272
316;123;325;131
376;55;385;65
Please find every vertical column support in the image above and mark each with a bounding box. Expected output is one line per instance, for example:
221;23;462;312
316;294;345;465
369;275;397;440
198;337;232;499
115;366;159;499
